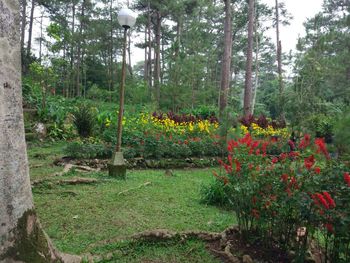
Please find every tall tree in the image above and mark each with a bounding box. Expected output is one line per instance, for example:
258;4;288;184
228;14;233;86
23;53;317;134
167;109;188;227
0;1;79;261
20;0;27;53
274;0;284;118
219;0;233;120
26;0;35;59
243;0;255;117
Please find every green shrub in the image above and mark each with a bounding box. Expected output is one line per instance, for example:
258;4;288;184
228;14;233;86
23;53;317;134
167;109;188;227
306;114;334;142
200;178;229;207
65;141;112;159
334;111;350;156
72;105;96;138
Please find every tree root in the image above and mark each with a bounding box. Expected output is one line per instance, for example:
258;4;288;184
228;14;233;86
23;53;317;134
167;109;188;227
31;177;98;187
117;181;152;195
54;163;100;177
87;226;242;262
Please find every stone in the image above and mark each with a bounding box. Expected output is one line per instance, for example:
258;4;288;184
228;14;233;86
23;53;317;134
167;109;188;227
242;254;254;263
108;151;126;178
33;122;47;139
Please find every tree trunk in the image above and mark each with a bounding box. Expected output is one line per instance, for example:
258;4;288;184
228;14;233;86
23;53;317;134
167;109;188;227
26;0;35;59
127;31;133;77
20;0;26;55
0;1;79;261
75;0;86;97
219;0;233;120
251;13;260;115
144;26;148;81
154;11;161;108
69;3;76;98
109;0;114;97
243;0;255;117
147;1;152;90
275;0;284;119
39;12;44;62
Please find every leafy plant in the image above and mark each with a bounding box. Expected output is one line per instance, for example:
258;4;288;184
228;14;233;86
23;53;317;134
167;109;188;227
72;104;96;138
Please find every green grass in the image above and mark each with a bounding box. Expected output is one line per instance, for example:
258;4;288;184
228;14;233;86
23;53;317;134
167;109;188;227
28;142;234;261
27;141;67;180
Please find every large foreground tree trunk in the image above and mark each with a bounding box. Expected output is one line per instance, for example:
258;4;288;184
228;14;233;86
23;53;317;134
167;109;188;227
0;1;79;262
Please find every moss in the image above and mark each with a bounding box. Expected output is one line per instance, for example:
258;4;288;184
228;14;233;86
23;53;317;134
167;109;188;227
1;209;62;263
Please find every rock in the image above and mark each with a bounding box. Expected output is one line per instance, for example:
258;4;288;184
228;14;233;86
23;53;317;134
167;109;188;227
164;169;174;176
33;122;47;139
242;254;254;263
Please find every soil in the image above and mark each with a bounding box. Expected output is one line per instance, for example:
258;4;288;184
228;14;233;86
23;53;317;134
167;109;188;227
205;228;290;263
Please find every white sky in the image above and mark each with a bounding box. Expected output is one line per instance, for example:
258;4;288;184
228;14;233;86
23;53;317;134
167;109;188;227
261;0;324;52
32;0;324;65
130;0;324;64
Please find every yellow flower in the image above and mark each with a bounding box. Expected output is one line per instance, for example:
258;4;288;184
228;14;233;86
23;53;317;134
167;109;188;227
105;118;111;127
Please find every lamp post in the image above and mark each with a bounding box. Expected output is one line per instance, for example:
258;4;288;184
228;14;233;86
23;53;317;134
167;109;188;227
108;8;137;178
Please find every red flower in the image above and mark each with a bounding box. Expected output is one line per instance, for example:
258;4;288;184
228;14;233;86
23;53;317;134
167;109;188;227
324;223;334;233
252;196;257;205
288;140;296;151
227;155;233;166
314;167;321;174
279;152;288;160
344;172;350;186
281;173;289;182
286;188;292;197
315;138;330;159
251;209;260;219
248;163;254;170
304;155;315;170
234;159;241;172
322;192;336;208
227;140;238;152
224;164;232;174
251;141;259;149
315;193;330;209
289;151;299;158
272;157;279;164
261;142;269;155
255;149;260;155
289;176;298;189
299;134;311;149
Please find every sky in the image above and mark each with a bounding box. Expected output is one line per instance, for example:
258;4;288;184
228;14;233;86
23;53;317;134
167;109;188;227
32;0;324;65
129;0;324;64
261;0;324;52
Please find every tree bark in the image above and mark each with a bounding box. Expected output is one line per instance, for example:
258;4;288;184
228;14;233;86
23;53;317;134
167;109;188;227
26;0;35;59
144;26;148;81
251;12;260;115
109;0;114;98
75;0;86;97
219;0;233;120
127;31;133;77
0;1;79;262
20;0;26;54
154;11;161;108
243;0;255;117
69;3;76;98
275;0;284;119
147;1;152;91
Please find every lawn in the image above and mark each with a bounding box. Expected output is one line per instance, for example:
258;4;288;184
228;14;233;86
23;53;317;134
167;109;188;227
28;142;234;262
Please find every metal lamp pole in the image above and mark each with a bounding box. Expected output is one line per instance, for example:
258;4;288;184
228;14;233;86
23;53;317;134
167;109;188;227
108;8;137;178
115;26;128;152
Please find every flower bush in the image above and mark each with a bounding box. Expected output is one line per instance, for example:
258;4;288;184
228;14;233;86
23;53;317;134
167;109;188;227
206;133;350;261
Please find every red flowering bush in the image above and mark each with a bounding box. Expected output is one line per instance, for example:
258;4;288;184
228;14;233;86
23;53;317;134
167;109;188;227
211;133;350;261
